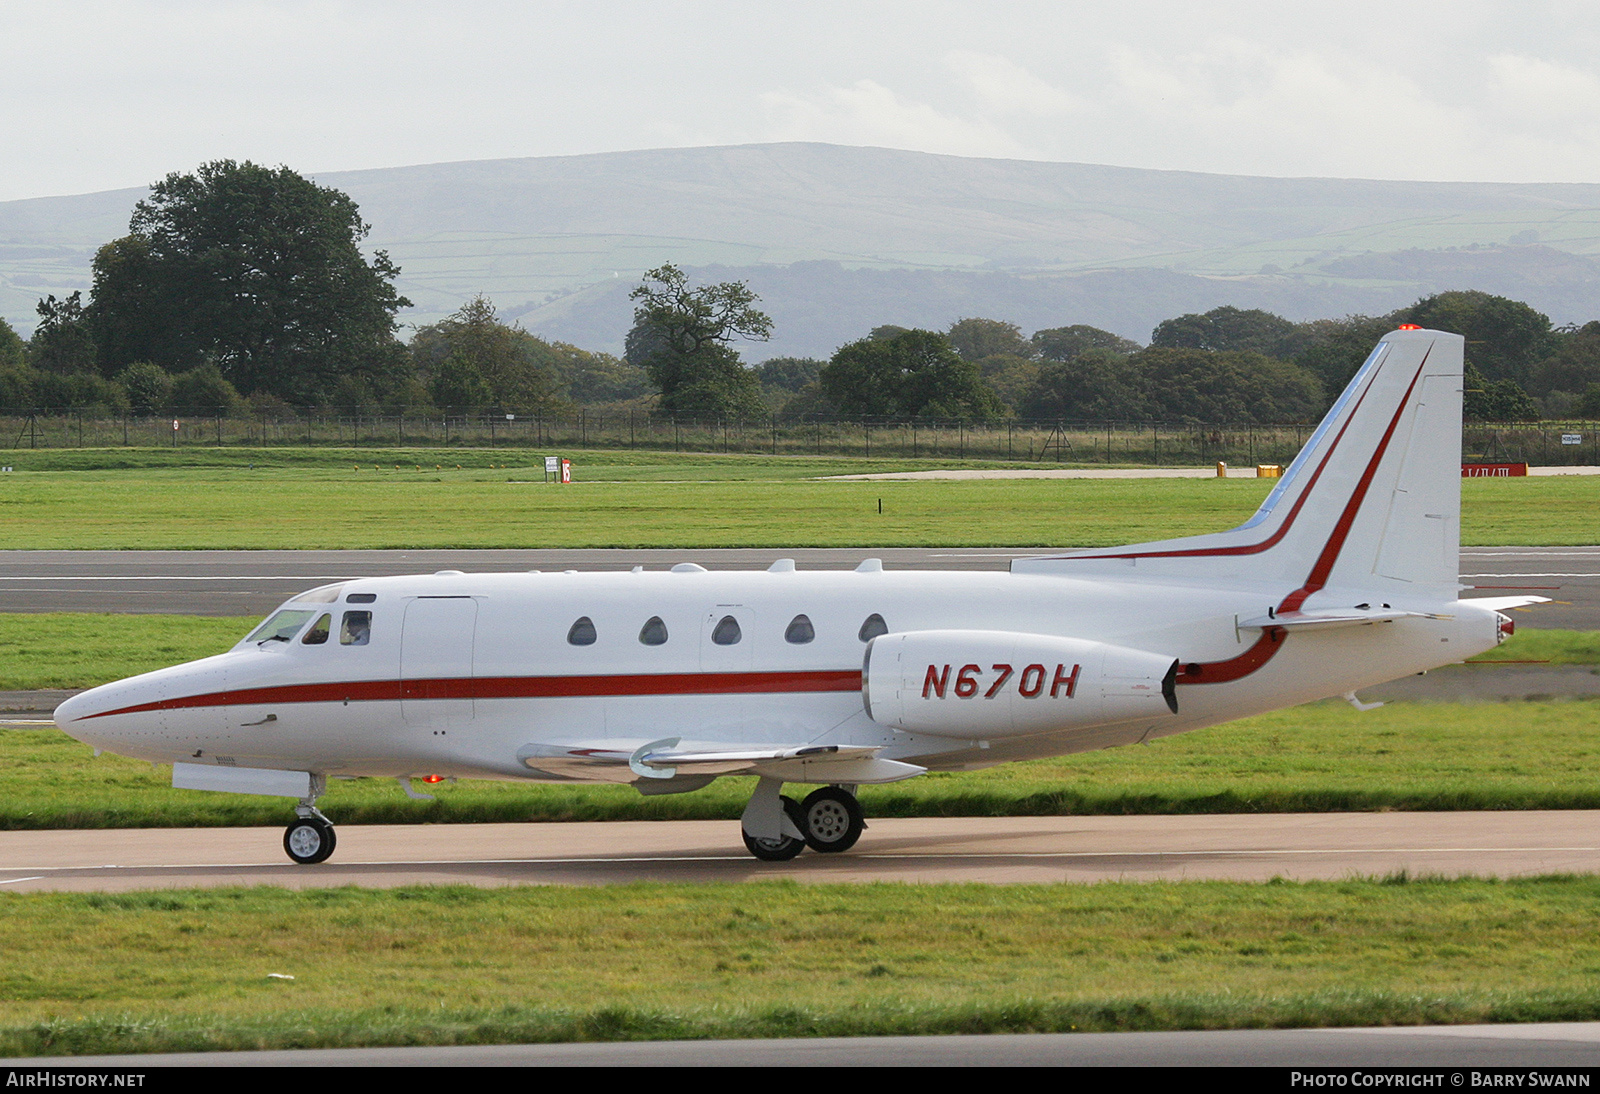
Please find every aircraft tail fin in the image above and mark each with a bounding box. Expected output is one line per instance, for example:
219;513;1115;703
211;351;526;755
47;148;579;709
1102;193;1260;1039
1012;328;1465;607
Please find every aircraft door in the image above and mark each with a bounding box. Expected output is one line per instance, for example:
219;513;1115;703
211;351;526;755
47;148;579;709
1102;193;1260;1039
401;596;478;725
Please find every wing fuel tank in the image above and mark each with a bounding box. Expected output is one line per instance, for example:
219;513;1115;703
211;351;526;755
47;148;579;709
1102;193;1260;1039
862;630;1179;740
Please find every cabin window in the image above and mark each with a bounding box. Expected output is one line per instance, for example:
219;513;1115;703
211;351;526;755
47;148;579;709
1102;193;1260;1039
711;615;742;645
567;616;597;646
346;592;377;604
785;614;815;644
340;611;372;646
301;614;332;645
858;613;888;642
639;616;669;646
246;609;317;645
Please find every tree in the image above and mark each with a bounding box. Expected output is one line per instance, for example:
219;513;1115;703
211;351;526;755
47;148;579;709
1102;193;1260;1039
1151;306;1303;357
411;296;563;412
1021;349;1146;420
32;293;97;375
1133;347;1324;423
1463;363;1540;421
626;265;771;418
1530;320;1600;398
820;329;1003;420
1401;291;1553;388
89;160;411;403
946;317;1032;362
0;317;38;410
1290;313;1405;400
1031;325;1141;362
118;362;175;416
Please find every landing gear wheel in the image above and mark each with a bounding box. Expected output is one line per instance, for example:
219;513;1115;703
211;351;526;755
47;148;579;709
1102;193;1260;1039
741;795;806;862
283;817;337;865
800;786;864;853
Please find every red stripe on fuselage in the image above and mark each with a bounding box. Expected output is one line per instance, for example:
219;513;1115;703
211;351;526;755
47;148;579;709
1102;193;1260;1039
75;669;865;720
1164;347;1432;683
1173;626;1285;686
1276;349;1431;613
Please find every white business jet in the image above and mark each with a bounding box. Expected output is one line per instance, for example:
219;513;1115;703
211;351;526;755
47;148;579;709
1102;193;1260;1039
54;328;1539;864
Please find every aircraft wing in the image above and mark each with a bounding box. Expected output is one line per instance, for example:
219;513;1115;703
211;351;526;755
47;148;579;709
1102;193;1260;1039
518;738;925;785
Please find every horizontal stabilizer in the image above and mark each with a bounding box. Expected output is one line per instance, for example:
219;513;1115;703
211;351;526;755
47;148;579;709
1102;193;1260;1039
1238;608;1432;631
1460;595;1552;612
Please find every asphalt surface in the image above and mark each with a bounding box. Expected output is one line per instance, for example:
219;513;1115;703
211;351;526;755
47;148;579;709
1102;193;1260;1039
0;546;1592;627
6;812;1600;892
11;1025;1600;1066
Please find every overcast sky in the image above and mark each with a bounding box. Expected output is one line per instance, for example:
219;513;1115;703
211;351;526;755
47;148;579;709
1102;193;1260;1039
4;0;1600;203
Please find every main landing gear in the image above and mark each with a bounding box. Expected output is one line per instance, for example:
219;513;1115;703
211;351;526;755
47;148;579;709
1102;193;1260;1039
283;775;336;865
739;777;865;861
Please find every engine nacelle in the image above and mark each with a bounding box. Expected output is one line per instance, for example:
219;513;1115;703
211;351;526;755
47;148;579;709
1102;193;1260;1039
863;630;1179;740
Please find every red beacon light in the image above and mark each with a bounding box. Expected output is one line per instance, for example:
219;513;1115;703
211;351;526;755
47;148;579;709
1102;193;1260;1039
1397;324;1423;330
422;774;444;784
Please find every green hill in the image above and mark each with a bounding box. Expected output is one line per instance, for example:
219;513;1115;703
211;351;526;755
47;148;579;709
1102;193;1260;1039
4;143;1599;357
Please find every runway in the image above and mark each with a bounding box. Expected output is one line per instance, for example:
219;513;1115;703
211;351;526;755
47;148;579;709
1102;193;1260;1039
6;811;1600;893
0;546;1592;626
14;1024;1600;1067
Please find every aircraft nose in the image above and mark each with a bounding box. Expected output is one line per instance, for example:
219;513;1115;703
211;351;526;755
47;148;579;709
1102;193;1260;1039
53;688;95;730
53;683;128;748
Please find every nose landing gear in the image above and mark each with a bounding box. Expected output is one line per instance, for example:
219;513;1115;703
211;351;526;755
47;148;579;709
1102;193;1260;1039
282;774;336;865
283;815;336;864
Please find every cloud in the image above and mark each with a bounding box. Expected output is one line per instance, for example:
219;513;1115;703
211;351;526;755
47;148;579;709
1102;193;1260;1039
760;80;1026;158
1090;38;1501;180
1488;54;1600;124
943;51;1083;117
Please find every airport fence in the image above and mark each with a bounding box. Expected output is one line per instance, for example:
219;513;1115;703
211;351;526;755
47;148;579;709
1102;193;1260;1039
0;411;1596;466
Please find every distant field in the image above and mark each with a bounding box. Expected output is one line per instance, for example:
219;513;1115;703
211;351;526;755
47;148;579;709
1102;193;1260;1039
0;447;1589;548
6;876;1600;1055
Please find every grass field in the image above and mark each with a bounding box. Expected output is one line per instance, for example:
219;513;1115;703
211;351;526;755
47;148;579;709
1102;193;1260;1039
5;876;1600;1055
13;697;1600;829
0;447;1590;547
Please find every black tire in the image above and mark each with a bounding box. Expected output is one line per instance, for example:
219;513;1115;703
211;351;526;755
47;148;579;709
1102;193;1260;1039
741;796;806;862
800;786;864;853
283;818;337;865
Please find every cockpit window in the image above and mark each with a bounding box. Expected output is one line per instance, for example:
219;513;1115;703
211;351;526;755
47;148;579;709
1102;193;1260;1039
301;614;332;645
340;611;372;646
567;617;597;646
639;616;668;646
290;583;345;604
246;609;318;644
858;613;888;642
711;615;742;645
